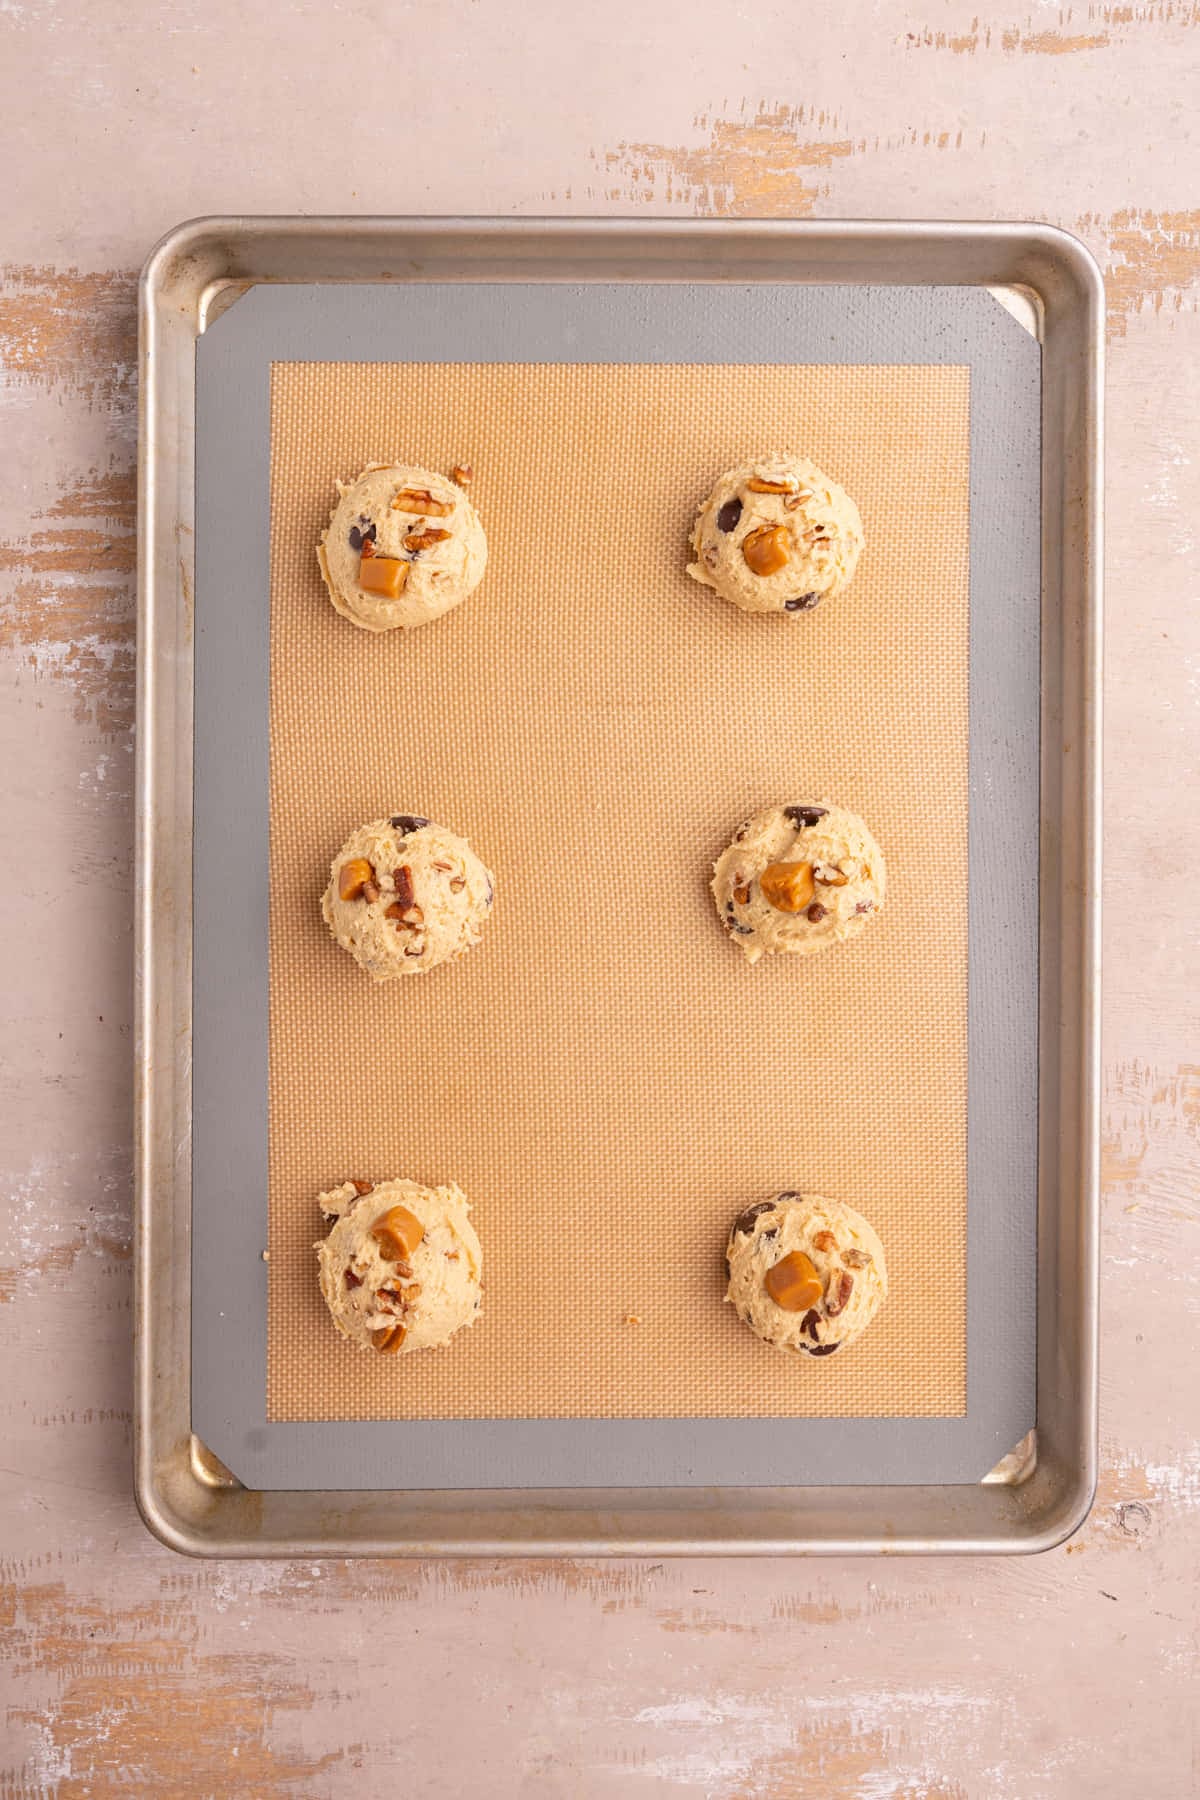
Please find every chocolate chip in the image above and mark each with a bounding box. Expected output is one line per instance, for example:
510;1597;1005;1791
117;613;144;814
344;1268;363;1288
800;1308;822;1341
784;593;820;612
348;516;377;552
760;1227;779;1243
806;1342;840;1356
732;1200;776;1237
389;815;430;833
716;497;743;533
784;806;827;830
484;878;494;908
806;903;827;922
776;1191;801;1203
728;922;754;936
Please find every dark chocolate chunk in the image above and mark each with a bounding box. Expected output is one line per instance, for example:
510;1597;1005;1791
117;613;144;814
806;1342;840;1356
776;1190;801;1203
716;497;743;534
731;1200;776;1238
784;806;827;830
389;815;430;834
806;903;827;923
800;1307;822;1341
348;516;378;552
784;592;820;612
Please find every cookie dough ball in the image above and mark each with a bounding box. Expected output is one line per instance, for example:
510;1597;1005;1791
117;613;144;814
713;803;885;965
317;1178;483;1355
687;456;863;615
321;815;494;980
317;463;487;632
726;1192;887;1357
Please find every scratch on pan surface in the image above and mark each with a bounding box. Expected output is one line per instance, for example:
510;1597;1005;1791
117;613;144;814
0;1148;131;1306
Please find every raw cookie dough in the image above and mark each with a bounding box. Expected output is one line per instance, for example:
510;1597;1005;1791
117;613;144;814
687;456;863;615
321;815;495;980
712;802;885;964
725;1192;888;1357
317;463;487;632
316;1177;482;1355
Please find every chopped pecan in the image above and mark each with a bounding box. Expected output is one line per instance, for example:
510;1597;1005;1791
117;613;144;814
451;463;473;487
352;1180;373;1196
746;476;796;495
372;1323;407;1353
811;1230;838;1253
392;865;415;909
344;1268;363;1289
404;526;453;552
825;1269;854;1316
842;1247;873;1268
391;487;452;517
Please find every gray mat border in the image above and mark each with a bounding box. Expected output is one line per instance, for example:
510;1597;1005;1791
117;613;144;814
193;282;1040;1490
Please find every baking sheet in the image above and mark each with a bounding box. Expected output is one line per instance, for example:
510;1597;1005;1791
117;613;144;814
191;282;1040;1489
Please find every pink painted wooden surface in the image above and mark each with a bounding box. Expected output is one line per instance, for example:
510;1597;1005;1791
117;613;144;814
1;1;1197;1792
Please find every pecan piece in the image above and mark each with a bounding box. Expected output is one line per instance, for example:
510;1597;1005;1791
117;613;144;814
842;1247;873;1268
352;1180;373;1196
344;1268;363;1289
372;1323;407;1353
404;526;453;552
825;1269;854;1316
746;476;796;495
451;463;473;486
392;865;415;909
811;1230;838;1253
391;487;453;517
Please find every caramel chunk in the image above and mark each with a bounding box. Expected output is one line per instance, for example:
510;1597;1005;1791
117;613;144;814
764;1251;823;1313
741;523;791;577
391;487;453;517
338;858;376;902
372;1322;407;1353
357;554;409;597
370;1205;425;1262
759;861;815;913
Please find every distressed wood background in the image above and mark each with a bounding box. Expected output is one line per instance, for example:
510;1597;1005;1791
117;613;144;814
1;1;1197;1793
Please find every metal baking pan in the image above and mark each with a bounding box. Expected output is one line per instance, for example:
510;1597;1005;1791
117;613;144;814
135;217;1101;1555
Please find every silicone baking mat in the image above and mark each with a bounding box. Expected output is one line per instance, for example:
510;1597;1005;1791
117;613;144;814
191;281;1040;1488
266;359;969;1422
